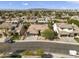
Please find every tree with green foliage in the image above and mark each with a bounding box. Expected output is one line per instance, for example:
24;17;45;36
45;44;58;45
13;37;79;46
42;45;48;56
53;20;60;23
48;20;53;29
11;33;20;40
35;20;38;24
41;29;55;40
67;19;79;27
55;13;61;19
23;22;31;29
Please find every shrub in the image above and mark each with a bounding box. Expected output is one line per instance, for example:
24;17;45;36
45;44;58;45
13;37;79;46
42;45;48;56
41;29;55;40
36;49;44;56
67;19;79;27
22;50;34;56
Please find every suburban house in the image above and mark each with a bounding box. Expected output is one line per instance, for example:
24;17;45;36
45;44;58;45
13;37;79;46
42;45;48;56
0;22;12;32
0;22;14;38
54;19;67;23
27;24;48;35
21;16;37;23
6;18;19;23
0;17;5;23
50;16;56;19
61;13;70;19
53;23;79;38
37;18;48;23
5;18;20;27
24;19;36;23
70;16;79;21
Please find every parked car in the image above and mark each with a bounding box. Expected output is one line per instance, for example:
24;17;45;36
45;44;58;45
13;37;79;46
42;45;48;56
41;54;53;58
5;37;15;43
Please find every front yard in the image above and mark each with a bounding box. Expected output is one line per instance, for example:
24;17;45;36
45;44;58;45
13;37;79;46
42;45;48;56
11;33;21;40
74;38;79;43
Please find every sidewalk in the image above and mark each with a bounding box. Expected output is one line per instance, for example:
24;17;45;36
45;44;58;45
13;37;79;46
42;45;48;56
45;52;79;58
0;36;6;42
59;37;77;43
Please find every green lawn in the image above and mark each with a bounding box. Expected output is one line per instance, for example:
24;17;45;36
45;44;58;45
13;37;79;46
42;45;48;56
74;38;79;43
12;35;20;40
21;49;44;56
11;34;21;40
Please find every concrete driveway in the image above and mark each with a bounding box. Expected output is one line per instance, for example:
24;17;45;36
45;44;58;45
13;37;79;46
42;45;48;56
24;36;45;41
59;37;77;43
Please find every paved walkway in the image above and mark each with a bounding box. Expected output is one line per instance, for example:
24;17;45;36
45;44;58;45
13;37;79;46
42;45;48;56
0;36;6;42
58;37;77;43
44;52;79;58
51;53;79;58
24;36;77;43
24;36;45;41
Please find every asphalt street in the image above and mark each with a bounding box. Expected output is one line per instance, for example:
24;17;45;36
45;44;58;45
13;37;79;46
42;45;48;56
0;41;79;55
10;42;79;55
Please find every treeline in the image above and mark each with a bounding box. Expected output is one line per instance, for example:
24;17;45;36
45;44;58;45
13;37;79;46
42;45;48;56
0;10;79;19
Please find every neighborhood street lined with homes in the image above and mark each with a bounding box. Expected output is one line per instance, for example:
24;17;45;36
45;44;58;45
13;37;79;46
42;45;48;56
0;9;79;58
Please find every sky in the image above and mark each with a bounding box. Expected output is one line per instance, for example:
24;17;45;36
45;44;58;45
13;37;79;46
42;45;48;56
0;1;79;9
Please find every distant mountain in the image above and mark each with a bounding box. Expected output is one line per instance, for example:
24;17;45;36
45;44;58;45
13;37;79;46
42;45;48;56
0;8;78;12
0;8;49;11
26;8;50;11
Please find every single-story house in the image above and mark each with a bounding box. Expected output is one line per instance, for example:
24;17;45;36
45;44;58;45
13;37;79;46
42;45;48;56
27;24;48;35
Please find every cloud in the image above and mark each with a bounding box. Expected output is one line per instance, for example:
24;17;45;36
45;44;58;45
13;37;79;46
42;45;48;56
23;3;29;6
67;1;79;4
